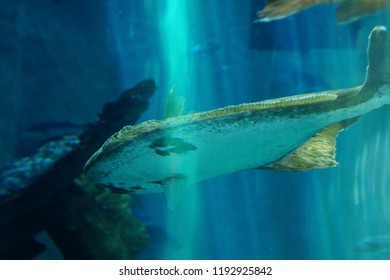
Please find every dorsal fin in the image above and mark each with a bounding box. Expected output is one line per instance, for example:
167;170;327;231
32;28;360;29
164;85;186;119
262;117;359;171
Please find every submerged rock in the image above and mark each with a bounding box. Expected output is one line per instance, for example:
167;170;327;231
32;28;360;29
0;79;156;259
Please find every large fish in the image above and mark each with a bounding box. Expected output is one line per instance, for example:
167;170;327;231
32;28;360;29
257;0;390;24
85;26;390;207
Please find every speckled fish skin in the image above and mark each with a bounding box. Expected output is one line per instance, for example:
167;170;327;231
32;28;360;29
84;26;390;195
257;0;390;24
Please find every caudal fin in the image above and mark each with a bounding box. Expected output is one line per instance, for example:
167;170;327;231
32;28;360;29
363;26;390;91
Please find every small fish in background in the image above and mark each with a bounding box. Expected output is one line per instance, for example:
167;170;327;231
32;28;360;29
336;0;390;24
256;0;390;24
355;235;390;253
190;43;220;55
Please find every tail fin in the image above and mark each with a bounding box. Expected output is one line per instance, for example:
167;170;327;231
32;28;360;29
363;26;390;91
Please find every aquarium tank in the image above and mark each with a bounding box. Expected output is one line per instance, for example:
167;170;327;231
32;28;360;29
0;0;390;260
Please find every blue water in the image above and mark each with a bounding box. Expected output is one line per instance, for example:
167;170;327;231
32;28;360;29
1;0;390;260
106;0;390;260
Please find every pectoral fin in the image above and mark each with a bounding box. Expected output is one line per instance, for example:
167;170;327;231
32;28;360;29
263;117;359;171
